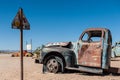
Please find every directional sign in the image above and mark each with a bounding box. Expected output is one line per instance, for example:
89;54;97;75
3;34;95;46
12;8;30;30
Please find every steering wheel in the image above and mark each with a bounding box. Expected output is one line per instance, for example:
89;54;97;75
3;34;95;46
88;38;93;42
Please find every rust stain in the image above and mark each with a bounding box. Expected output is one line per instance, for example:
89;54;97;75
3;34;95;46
78;43;102;67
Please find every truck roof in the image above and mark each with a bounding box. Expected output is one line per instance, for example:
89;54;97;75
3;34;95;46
85;28;109;32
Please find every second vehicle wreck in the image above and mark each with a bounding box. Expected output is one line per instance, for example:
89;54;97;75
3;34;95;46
112;42;120;58
38;28;120;74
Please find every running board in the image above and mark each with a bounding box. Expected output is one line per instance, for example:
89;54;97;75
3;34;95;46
66;66;103;74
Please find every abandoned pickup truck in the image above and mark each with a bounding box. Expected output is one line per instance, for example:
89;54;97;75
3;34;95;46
39;28;118;74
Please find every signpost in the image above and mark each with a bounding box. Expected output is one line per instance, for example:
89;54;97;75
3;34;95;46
12;8;30;80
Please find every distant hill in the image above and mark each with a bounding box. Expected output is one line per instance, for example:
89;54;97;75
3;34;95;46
0;50;35;54
0;50;19;54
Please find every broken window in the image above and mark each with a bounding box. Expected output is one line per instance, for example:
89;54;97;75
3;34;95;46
82;31;102;42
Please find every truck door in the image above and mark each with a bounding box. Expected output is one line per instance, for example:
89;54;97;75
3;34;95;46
78;30;103;68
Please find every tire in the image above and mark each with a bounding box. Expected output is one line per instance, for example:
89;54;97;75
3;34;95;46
11;54;14;57
44;56;63;73
35;59;39;63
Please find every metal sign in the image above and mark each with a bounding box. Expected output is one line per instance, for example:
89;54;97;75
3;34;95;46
12;8;30;30
11;8;30;80
26;44;32;50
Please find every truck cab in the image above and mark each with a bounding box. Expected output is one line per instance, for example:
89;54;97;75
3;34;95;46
40;28;112;74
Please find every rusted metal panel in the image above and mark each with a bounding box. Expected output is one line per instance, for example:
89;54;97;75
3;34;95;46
78;28;112;69
78;42;102;67
78;28;104;68
79;28;109;40
102;30;112;69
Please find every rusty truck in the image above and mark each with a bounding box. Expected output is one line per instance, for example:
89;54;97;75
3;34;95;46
39;28;120;74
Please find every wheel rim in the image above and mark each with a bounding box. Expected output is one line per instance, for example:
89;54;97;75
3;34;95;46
46;58;59;73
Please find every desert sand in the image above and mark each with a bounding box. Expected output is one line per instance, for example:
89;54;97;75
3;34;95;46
0;54;120;80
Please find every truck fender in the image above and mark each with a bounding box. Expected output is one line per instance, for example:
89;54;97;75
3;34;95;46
42;51;76;73
42;54;64;73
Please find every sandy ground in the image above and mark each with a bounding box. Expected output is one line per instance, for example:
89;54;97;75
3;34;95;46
0;54;120;80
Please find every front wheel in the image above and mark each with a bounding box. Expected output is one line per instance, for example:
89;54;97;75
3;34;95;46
43;56;64;73
46;58;60;73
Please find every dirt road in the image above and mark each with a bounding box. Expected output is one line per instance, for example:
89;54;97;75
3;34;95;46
0;54;120;80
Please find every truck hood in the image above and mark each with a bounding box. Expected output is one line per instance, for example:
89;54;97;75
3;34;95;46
45;42;71;48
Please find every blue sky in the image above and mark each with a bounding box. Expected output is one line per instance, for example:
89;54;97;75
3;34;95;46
0;0;120;50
